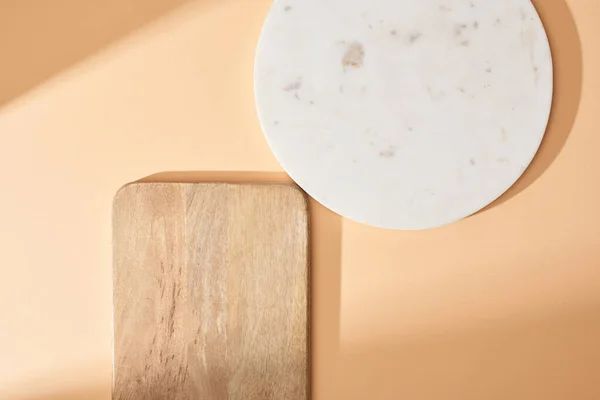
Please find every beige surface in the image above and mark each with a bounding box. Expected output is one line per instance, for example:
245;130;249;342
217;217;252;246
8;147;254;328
0;0;599;399
113;183;308;400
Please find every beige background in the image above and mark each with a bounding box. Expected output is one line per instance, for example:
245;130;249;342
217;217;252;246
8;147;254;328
0;0;598;398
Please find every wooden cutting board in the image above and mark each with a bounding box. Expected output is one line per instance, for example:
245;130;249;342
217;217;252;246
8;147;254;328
112;183;309;400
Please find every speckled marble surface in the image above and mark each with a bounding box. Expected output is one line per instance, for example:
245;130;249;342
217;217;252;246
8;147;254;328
255;0;553;230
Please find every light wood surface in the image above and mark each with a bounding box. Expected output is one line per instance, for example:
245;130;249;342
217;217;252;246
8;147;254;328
112;183;309;400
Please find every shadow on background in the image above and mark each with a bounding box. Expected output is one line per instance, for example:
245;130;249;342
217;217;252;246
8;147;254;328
140;171;343;399
21;387;108;400
481;0;582;212
140;171;292;184
7;363;110;400
0;0;216;108
338;305;600;399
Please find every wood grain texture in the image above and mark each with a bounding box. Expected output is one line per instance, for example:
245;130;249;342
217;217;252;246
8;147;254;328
112;183;309;400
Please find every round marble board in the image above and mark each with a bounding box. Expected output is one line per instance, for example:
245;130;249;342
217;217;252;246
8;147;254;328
255;0;553;230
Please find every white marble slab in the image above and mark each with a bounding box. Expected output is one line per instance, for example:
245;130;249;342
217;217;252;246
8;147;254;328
255;0;553;230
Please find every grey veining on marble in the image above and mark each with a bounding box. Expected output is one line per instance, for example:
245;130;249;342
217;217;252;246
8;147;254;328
255;0;553;230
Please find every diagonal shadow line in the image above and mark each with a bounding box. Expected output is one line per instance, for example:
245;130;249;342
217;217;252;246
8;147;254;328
0;0;216;109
